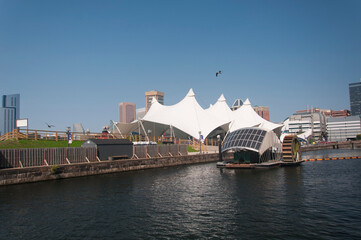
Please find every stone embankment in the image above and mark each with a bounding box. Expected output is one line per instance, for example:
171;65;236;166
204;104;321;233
301;140;361;152
0;153;231;186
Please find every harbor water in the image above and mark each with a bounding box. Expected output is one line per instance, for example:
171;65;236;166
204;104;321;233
1;158;361;239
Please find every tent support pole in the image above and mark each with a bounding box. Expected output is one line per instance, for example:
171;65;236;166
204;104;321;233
112;120;124;138
139;120;149;142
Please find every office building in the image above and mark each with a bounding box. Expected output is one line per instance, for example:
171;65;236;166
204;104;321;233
119;102;136;123
253;106;270;121
327;116;361;141
287;111;327;140
0;94;20;136
349;80;361;116
145;90;164;112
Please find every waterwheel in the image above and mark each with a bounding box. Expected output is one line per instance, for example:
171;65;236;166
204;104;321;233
282;135;301;162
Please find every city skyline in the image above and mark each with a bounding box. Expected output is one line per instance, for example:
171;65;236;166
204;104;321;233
1;0;360;132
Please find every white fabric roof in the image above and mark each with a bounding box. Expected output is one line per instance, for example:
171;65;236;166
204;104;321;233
205;94;233;127
142;89;227;139
229;98;283;133
114;89;283;140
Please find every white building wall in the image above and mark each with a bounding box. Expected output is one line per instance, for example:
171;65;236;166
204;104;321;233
287;112;326;140
327;116;361;141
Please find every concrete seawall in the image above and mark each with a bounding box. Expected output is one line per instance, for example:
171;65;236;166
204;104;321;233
301;148;361;161
0;153;231;186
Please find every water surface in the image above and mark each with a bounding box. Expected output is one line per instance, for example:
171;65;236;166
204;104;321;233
1;159;360;239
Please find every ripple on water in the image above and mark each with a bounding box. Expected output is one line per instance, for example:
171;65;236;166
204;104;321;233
1;160;361;239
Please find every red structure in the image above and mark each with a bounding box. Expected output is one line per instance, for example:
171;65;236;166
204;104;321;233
331;110;351;117
296;108;350;117
253;106;270;121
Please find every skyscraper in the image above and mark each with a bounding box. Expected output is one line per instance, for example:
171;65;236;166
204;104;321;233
0;94;20;136
349;80;361;116
145;90;164;112
119;102;136;123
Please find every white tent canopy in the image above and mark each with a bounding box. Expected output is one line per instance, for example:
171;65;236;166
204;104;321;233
205;94;233;126
229;98;283;133
142;89;227;139
113;89;283;140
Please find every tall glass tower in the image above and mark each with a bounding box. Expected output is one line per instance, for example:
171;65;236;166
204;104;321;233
0;94;20;136
349;81;361;116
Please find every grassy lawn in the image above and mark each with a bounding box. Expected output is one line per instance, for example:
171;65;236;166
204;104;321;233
0;139;83;149
188;145;198;152
0;139;197;151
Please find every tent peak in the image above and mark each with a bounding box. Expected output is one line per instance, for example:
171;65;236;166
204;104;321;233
151;97;158;104
186;88;195;97
244;98;251;105
217;94;226;102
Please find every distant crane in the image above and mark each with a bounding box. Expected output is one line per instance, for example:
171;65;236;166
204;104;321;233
45;122;55;128
216;70;222;77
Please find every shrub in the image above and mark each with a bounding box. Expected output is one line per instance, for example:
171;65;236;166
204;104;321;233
50;165;60;174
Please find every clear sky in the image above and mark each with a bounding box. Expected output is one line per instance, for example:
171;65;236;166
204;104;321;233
1;0;360;132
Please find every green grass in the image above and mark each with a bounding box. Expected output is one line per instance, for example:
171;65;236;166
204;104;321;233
0;139;83;149
188;145;198;152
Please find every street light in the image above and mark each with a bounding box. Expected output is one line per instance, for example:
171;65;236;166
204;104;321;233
217;135;222;162
147;129;152;143
66;127;71;147
199;131;202;154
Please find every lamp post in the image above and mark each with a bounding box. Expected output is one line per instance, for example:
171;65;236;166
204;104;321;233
217;135;222;162
199;131;202;154
147;129;152;143
66;127;71;147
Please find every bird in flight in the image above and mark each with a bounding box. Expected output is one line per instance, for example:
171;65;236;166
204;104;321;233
216;70;222;77
45;122;55;128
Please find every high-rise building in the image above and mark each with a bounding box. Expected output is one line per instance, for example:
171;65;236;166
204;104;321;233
119;102;136;123
349;80;361;116
253;106;270;121
145;90;164;112
0;94;20;136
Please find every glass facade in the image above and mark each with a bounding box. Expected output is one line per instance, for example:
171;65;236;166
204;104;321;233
222;128;267;153
0;94;20;136
349;82;361;116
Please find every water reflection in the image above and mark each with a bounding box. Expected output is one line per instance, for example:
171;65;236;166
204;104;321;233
1;160;361;239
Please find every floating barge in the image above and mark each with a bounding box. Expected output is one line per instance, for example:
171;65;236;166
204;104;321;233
217;160;304;169
218;132;303;169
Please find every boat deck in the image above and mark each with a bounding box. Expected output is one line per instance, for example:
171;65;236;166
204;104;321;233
217;160;304;169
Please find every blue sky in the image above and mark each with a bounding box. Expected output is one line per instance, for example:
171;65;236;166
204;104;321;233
1;0;360;132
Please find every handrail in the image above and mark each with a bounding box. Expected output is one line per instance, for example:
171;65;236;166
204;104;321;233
0;129;220;147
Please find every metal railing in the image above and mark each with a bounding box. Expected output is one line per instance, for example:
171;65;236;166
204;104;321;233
0;129;221;147
0;147;97;169
0;144;189;169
